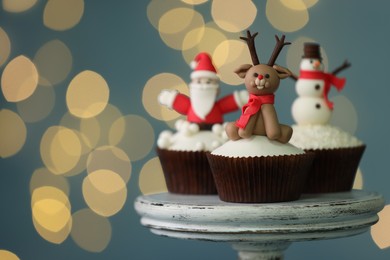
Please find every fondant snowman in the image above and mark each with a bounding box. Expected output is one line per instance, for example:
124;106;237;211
292;43;349;125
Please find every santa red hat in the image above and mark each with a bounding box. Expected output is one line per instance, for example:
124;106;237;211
190;52;219;80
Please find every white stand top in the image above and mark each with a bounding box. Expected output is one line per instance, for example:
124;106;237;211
135;190;384;260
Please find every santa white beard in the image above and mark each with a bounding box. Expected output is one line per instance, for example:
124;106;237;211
189;82;219;120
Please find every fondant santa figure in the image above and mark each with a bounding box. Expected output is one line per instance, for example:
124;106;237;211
292;43;350;125
158;52;248;129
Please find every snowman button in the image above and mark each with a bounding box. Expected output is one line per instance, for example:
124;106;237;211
315;103;321;109
315;84;320;90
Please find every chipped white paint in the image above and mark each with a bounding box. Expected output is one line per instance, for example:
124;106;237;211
135;190;384;260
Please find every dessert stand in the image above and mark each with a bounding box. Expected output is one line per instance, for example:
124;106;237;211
135;190;384;259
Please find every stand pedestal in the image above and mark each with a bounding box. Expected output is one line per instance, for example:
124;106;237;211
135;190;384;259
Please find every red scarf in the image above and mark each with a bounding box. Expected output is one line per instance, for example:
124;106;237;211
300;70;345;110
235;94;275;129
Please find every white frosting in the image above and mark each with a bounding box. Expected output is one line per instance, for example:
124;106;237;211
290;124;363;150
211;135;305;158
157;119;228;152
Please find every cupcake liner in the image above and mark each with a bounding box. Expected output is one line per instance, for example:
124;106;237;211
156;148;217;195
207;152;314;203
303;145;366;193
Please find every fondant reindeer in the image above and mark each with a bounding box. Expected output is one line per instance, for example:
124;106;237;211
225;31;293;143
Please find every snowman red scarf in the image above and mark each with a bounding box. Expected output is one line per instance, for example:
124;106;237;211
299;70;346;110
235;94;275;129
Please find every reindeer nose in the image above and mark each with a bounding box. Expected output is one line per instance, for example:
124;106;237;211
257;74;264;80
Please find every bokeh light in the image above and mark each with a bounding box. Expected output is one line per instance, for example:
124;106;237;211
286;36;329;75
34;39;72;86
0;250;20;260
330;95;358;134
280;0;318;10
139;157;167;195
211;0;257;33
66;70;110;119
371;205;390;249
182;23;229;64
30;167;70;196
181;0;208;5
353;168;363;190
143;73;189;121
16;84;55;123
87;146;132;183
0;27;11;67
71;209;112;252
0;109;27;158
80;104;123;148
213;39;252;85
109;114;155;161
147;0;188;30
82;169;127;217
43;0;84;31
266;0;309;32
2;0;38;13
31;186;72;244
1;55;39;102
40;126;82;175
158;7;205;50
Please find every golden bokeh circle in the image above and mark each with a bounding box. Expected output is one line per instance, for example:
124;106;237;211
286;36;329;75
16;84;55;123
0;27;11;67
158;7;205;50
40;126;82;175
87;146;132;183
330;95;358;135
82;169;127;217
280;0;318;10
0;250;20;260
1;55;39;102
213;39;252;85
43;0;84;31
2;0;37;13
30;167;70;196
34;39;73;86
66;70;110;119
371;204;390;249
147;0;189;30
266;0;309;32
0;109;27;158
109;115;155;161
139;157;167;195
211;0;257;32
143;73;189;121
182;24;228;64
71;208;112;252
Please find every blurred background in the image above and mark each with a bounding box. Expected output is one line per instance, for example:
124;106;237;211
1;0;390;259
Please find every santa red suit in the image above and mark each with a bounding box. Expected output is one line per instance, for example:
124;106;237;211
158;52;247;126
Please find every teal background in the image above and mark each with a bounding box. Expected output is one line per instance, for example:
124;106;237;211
1;1;390;259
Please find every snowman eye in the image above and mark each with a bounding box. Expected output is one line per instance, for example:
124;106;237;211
253;73;258;78
206;80;211;84
265;74;270;78
310;59;313;63
197;79;201;84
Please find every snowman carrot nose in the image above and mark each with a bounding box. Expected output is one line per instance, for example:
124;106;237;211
313;60;321;68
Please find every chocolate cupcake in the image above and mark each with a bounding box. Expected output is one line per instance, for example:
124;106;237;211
157;120;228;194
207;135;314;203
290;124;365;193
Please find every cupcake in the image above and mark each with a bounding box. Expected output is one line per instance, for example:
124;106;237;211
290;125;365;193
290;42;363;193
207;136;314;203
156;52;248;194
156;120;228;194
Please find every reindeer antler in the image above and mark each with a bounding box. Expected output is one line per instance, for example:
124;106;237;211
240;30;260;65
267;35;291;66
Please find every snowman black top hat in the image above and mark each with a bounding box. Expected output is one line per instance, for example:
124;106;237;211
302;43;322;60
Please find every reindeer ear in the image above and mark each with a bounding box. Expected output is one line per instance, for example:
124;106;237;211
273;65;292;79
234;64;253;78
